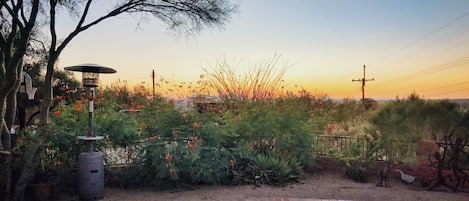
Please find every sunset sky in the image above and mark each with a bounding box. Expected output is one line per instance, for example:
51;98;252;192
58;0;469;99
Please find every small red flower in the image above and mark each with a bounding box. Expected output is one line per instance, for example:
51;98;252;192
53;110;61;116
55;95;63;101
166;154;172;162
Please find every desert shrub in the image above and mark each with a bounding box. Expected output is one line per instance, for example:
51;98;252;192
370;93;462;142
95;107;141;147
44;100;141;191
119;98;241;189
226;97;315;168
340;131;385;182
345;159;369;182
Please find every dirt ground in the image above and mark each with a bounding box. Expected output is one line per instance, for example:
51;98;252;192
58;170;469;201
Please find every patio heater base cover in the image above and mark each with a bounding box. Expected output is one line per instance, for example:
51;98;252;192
78;152;104;200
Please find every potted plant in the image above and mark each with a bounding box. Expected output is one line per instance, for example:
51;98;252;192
30;168;55;201
30;144;60;201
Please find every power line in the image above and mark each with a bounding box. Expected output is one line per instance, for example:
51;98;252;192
370;10;469;66
427;87;469;97
404;56;469;79
375;55;469;89
421;80;469;93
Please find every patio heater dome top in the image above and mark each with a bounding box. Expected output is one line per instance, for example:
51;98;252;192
64;63;116;87
64;63;116;74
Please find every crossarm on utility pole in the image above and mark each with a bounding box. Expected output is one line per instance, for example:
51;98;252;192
352;65;374;101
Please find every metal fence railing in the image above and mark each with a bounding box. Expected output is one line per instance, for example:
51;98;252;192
312;135;418;161
100;135;420;166
312;135;369;158
99;141;145;166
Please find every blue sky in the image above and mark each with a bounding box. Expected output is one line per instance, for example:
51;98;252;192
58;0;469;99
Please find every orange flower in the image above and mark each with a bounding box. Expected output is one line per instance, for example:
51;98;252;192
73;105;82;111
149;136;157;141
172;130;179;140
190;136;197;141
229;159;236;168
55;95;62;101
53;111;61;116
193;122;201;129
140;123;147;129
188;142;197;151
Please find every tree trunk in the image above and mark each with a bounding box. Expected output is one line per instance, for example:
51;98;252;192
0;66;19;201
11;51;56;201
0;148;12;201
12;131;42;201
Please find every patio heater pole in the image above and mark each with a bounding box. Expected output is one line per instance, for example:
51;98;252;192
87;87;94;152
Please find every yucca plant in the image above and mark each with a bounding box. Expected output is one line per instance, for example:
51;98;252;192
250;153;302;186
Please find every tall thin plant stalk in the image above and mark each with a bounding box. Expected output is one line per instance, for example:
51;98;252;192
204;55;291;108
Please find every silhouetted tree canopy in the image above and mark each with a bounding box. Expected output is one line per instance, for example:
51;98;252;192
1;1;238;200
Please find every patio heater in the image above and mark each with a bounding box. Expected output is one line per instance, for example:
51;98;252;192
64;64;116;200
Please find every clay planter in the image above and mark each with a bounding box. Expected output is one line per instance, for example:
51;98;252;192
31;182;52;201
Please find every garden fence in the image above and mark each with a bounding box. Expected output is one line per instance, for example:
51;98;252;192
312;135;418;162
100;135;418;166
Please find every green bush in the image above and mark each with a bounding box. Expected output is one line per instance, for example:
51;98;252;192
45;100;141;191
345;159;368;182
227;97;315;168
45;87;324;190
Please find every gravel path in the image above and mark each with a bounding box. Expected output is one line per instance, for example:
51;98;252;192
58;171;468;201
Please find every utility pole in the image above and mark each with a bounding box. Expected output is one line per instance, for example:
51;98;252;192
352;65;374;101
152;69;155;100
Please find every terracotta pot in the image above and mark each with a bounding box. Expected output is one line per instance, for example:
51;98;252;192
31;183;52;201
